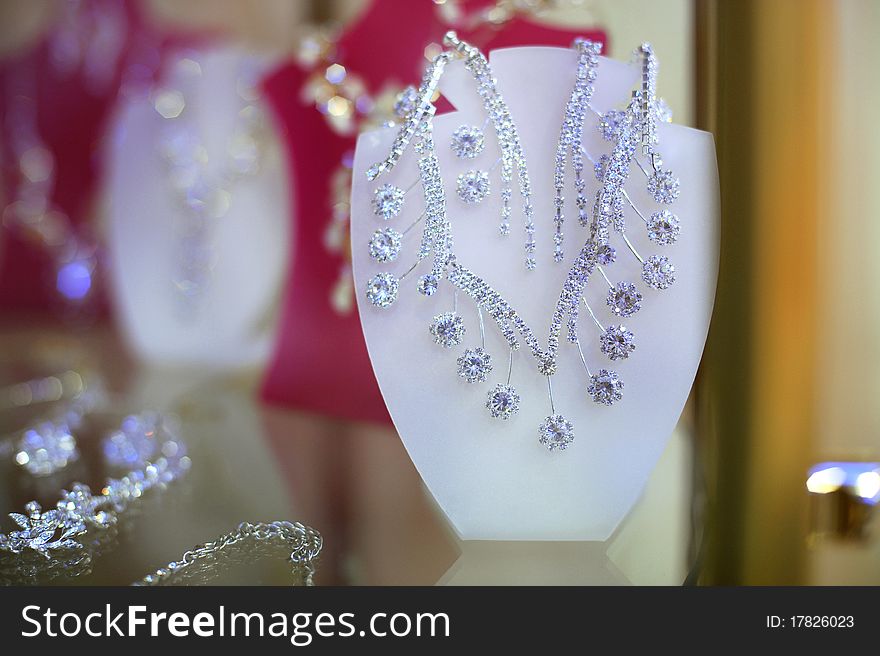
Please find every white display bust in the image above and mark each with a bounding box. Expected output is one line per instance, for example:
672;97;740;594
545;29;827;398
104;47;289;370
351;45;719;540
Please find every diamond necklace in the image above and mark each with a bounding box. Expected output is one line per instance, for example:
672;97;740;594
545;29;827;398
363;35;680;452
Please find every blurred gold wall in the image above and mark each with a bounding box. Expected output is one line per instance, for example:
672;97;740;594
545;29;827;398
698;0;828;585
699;0;880;585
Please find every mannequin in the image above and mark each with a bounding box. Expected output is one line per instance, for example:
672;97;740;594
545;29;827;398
351;45;719;540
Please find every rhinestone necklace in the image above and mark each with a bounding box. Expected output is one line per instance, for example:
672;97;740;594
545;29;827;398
363;35;681;452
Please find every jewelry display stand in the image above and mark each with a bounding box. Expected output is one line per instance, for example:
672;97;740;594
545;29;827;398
439;428;691;583
351;46;719;540
103;47;289;369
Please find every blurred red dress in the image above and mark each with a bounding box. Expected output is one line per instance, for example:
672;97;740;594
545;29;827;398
0;0;190;317
260;0;605;424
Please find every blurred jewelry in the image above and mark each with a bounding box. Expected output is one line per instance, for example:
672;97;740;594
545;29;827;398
134;521;322;586
1;70;99;313
0;369;93;413
101;412;164;469
154;55;266;316
14;420;79;477
0;413;189;561
5;372;104;477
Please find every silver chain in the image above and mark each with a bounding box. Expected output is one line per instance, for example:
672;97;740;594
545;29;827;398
133;521;323;586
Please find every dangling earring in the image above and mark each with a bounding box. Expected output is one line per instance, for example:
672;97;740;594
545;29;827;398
551;37;602;262
443;31;538;270
636;43;680;205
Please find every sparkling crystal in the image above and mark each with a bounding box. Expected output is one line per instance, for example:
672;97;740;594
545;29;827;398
1;502;84;557
647;209;680;245
103;478;133;513
538;414;575;451
393;86;418;118
372;183;405;219
597;244;616;266
457;170;490;204
365;272;399;308
417;274;439;296
642;254;676;289
430;312;466;348
451;125;485;159
15;421;79;477
486;383;520;420
369;228;402;262
654;97;673;123
537;355;557;376
594;154;609;180
606;281;642;317
457;347;493;383
588;369;624;405
102;414;159;469
599;325;636;361
598;109;627;141
56;483;115;532
647;168;680;204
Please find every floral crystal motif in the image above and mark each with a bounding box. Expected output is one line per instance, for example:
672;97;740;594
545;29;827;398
365;272;399;308
647;168;680;204
486;384;520;420
642;254;676;289
457;347;493;383
647;209;680;245
599;325;636;361
0;502;85;558
451;125;485;159
417;274;439;296
1;414;190;564
597;244;617;266
538;414;575;451
369;228;402;263
456;169;490;204
430;312;466;348
372;183;405;219
606;281;643;317
588;369;624;405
